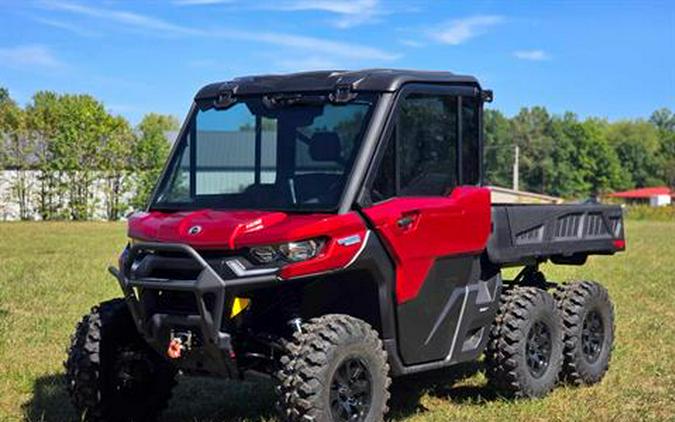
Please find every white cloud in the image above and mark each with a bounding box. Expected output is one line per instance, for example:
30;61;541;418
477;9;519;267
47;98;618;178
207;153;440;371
223;30;399;61
271;0;382;28
0;45;64;69
431;15;504;45
513;49;550;61
161;0;383;28
280;0;376;15
400;39;425;48
40;1;398;61
32;17;99;37
173;0;235;5
42;1;200;35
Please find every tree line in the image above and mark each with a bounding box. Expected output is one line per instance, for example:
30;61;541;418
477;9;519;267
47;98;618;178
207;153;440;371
484;107;674;198
1;87;673;220
0;87;178;220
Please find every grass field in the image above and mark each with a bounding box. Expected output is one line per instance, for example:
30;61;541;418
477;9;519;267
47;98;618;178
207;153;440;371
0;221;673;421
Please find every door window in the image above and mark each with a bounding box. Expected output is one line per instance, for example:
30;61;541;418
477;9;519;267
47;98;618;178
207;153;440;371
461;96;480;185
398;94;458;196
370;132;396;202
369;89;482;202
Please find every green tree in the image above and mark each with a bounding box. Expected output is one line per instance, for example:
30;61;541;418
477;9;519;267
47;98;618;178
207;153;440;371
547;113;590;197
46;94;117;220
650;108;675;189
581;118;630;194
606;120;663;188
658;131;675;189
100;115;135;220
26;92;137;220
650;108;675;132
0;87;10;103
545;114;627;198
25;91;63;220
131;113;179;209
483;109;515;188
0;88;34;219
511;107;555;194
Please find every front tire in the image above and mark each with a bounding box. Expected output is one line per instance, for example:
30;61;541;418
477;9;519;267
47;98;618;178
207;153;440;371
485;286;564;398
276;314;391;422
554;281;615;385
65;299;176;422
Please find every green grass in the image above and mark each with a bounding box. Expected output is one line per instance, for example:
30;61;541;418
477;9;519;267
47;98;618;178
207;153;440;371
0;221;673;421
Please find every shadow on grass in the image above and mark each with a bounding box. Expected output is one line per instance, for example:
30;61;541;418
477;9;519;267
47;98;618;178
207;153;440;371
23;374;73;422
388;361;500;418
23;373;277;422
25;362;497;421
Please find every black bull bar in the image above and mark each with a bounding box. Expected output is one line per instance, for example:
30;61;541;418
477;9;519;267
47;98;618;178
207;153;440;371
108;242;279;376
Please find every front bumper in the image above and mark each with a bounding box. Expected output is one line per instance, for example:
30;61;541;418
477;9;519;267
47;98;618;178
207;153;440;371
109;242;279;376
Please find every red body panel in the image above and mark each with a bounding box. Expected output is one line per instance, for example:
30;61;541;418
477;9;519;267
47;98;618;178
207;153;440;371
128;209;368;279
362;186;492;304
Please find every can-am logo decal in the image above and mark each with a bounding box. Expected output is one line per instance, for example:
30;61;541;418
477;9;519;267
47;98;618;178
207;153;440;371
188;225;202;235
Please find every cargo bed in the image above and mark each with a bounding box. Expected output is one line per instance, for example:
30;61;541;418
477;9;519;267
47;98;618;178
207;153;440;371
487;204;625;266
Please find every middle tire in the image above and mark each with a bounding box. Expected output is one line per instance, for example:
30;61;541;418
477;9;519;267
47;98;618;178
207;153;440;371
275;314;391;422
485;286;563;398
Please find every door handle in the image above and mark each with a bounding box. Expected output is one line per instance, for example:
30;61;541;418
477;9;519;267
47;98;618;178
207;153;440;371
397;216;415;228
396;211;419;230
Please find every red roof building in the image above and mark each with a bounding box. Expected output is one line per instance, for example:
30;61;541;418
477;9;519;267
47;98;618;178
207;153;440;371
607;186;673;207
607;186;672;199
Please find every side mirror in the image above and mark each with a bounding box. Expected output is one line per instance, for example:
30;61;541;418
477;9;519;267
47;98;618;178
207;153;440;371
481;89;494;103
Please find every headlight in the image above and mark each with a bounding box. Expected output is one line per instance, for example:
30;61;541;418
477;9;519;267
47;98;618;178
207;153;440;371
250;238;325;264
279;239;324;262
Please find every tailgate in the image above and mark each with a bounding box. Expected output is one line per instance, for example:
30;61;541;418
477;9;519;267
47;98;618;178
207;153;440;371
487;204;625;266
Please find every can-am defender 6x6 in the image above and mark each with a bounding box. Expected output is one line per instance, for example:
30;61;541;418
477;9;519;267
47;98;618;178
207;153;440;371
66;69;624;422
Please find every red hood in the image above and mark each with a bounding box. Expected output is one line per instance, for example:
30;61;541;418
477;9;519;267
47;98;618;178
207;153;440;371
128;209;365;250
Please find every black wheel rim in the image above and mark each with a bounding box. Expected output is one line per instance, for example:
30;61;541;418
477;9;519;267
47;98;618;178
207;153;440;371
526;320;552;378
330;357;372;422
111;348;154;398
582;310;604;363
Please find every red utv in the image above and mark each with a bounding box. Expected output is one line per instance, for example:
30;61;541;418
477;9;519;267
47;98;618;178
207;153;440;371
66;69;624;422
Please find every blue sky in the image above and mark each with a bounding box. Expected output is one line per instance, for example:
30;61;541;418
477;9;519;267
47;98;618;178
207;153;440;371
1;0;673;124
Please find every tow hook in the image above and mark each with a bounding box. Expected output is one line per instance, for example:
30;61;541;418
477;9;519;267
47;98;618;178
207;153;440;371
167;330;193;359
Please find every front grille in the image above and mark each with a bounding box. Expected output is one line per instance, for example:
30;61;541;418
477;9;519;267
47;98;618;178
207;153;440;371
131;249;241;281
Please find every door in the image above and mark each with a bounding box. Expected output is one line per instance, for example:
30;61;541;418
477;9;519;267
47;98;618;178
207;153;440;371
361;85;491;365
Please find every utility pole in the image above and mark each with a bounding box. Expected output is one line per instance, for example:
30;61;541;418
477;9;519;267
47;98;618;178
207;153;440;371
512;144;519;191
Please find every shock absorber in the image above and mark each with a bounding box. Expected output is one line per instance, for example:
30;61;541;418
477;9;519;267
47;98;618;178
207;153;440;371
279;286;303;334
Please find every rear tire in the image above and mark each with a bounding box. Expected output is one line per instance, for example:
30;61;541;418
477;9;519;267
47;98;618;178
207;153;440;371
275;314;391;422
485;286;563;398
554;281;615;385
65;298;176;422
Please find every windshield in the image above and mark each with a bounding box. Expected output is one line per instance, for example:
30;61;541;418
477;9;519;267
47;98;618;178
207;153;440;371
151;93;376;212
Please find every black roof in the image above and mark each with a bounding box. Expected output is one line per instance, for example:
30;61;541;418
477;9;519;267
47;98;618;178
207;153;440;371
195;68;480;100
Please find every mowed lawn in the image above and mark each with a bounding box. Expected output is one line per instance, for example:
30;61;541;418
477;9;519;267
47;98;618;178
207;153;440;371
0;221;673;422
